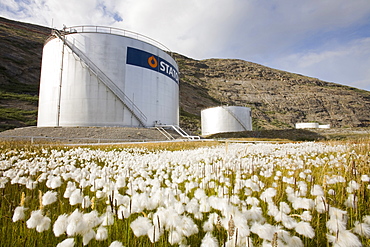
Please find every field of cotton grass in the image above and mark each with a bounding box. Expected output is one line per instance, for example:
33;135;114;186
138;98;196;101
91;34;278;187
1;139;370;246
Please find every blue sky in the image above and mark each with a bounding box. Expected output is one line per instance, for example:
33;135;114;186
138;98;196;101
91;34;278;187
1;0;370;91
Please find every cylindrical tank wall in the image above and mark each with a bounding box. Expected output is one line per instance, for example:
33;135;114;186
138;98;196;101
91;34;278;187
201;106;252;136
295;123;320;129
38;31;179;127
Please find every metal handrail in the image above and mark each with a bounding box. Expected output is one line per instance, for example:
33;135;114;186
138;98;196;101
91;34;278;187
155;124;200;140
62;25;171;52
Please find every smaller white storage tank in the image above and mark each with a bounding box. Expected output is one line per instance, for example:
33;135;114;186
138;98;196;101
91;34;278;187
295;122;320;129
201;106;252;136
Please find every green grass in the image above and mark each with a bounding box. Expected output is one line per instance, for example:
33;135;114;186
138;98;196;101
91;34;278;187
1;140;370;246
0;107;37;123
0;91;38;102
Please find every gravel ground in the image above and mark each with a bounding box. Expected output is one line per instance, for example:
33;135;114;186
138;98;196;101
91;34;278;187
0;126;183;143
0;126;368;144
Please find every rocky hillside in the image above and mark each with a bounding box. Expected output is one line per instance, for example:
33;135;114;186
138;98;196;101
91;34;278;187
0;17;50;130
176;54;370;132
1;17;370;134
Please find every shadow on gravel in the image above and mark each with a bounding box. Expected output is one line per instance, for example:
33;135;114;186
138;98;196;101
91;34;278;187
207;129;325;141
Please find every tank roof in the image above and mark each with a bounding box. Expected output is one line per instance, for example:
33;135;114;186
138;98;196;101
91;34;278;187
46;25;171;52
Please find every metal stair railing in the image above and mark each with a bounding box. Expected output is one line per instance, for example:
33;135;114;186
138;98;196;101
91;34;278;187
53;30;148;127
155;127;175;140
221;106;249;131
156;124;200;140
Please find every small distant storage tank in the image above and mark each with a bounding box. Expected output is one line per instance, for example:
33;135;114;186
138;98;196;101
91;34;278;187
295;123;319;129
201;106;252;136
37;26;179;127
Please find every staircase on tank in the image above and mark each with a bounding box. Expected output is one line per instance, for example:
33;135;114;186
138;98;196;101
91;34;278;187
155;125;200;140
52;29;148;127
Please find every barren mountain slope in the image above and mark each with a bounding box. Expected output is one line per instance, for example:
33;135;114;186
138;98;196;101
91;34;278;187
176;54;370;131
1;17;370;134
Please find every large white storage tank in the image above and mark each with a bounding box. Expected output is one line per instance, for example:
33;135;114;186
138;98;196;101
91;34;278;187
37;26;179;127
201;106;252;136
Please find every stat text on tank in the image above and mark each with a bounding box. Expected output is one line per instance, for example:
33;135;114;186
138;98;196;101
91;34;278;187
126;47;179;84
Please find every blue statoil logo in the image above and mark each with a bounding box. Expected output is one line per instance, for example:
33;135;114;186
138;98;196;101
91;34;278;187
126;47;179;84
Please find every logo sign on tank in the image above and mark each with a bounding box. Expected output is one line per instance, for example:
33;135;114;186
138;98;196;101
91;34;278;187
126;47;179;84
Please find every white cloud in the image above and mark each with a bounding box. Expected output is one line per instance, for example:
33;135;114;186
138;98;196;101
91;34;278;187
0;0;370;90
272;37;370;90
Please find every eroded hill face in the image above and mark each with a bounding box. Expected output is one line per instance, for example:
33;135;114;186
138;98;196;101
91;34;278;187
1;17;370;133
0;17;50;130
175;54;370;132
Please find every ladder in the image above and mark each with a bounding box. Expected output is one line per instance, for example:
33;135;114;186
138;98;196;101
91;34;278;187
156;125;200;140
53;30;148;127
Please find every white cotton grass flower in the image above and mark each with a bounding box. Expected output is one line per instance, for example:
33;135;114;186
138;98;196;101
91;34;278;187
109;241;124;247
327;230;362;247
315;196;329;213
245;206;264;222
287;236;304;247
201;232;218;247
246;196;259;206
291;197;314;210
0;177;8;188
279;202;291;214
344;194;358;208
42;191;57;206
26;210;47;231
260;187;276;202
203;213;219;232
295;221;315;238
26;179;37;189
179;215;198;237
83;210;101;229
280;214;297;229
83;228;96;246
117;205;131;219
96;190;105;198
363;215;370;224
82;196;91;209
346;180;360;193
12;206;27;222
361;174;370;182
326;218;347;233
199;197;211;213
185;198;200;214
56;238;75;247
267;203;279;218
168;229;183;245
130;216;152;237
300;211;312;222
54;214;69;237
101;210;115;226
194;188;207;200
311;184;324;196
353;221;370;238
328;189;335;195
96;226;108;241
66;209;86;236
250;222;276;241
46;176;62;189
329;207;347;221
69;189;83;205
299;172;306;179
297;181;308;196
36;215;51;232
147;225;161;243
64;182;76;198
